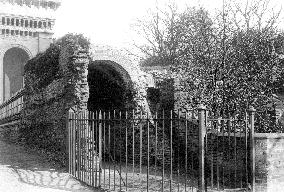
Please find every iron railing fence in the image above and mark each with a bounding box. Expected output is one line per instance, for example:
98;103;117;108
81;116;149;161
0;89;24;124
205;116;251;191
67;107;256;192
68;109;200;192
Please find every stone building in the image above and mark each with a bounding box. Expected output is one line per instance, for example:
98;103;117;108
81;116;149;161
0;0;61;103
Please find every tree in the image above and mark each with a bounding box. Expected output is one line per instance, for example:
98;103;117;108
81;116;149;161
132;1;182;67
134;0;284;131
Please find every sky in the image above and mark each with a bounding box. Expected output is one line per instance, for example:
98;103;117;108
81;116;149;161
53;0;284;50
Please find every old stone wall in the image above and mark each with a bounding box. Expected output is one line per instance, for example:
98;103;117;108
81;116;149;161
20;34;89;166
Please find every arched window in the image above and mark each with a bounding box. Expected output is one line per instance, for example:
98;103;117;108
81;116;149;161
25;20;28;27
43;22;46;28
34;21;37;28
16;19;19;26
38;21;42;28
2;17;5;25
21;19;24;27
11;18;14;26
3;48;30;100
7;18;10;25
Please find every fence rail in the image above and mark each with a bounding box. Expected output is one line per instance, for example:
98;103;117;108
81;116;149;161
0;89;24;124
68;106;255;192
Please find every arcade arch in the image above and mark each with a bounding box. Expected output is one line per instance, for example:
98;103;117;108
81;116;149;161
2;47;29;100
87;60;134;111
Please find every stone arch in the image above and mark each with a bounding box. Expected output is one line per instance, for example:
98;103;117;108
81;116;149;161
0;44;33;103
1;46;30;100
90;45;141;83
0;44;33;59
87;60;134;111
89;45;154;113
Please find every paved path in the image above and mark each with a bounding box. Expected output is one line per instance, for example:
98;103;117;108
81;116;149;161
0;140;100;192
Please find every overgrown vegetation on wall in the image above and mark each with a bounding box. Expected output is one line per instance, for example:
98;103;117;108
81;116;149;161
21;34;90;166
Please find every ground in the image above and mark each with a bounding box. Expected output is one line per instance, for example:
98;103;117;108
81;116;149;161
0;140;101;192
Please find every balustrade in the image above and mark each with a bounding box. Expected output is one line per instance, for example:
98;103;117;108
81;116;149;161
0;89;24;122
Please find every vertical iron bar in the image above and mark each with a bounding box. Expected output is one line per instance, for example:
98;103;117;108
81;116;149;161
245;112;248;191
191;110;194;192
125;111;128;191
170;110;173;192
155;111;158;182
211;121;213;189
162;110;165;192
73;112;76;177
81;112;84;181
248;106;256;192
198;104;206;192
139;110;142;191
85;111;88;183
222;120;225;189
240;119;243;189
99;111;102;187
95;111;98;187
78;112;82;181
113;110;116;190
216;120;220;190
88;111;91;185
83;111;86;183
132;109;135;187
234;118;237;189
91;112;95;187
147;112;150;192
119;111;122;191
228;117;231;188
177;110;180;192
185;111;188;191
68;112;71;174
103;112;106;188
108;111;111;189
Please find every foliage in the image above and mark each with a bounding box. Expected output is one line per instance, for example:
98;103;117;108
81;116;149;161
135;0;284;132
22;33;91;166
24;33;90;90
56;33;91;50
24;44;61;90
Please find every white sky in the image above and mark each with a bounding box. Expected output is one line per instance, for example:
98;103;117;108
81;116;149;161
53;0;284;50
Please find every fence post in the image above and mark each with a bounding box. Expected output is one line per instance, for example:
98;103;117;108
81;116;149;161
248;106;256;192
98;111;102;171
198;104;206;192
66;110;70;174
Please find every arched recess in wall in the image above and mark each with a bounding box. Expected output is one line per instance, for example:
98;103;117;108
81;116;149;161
3;47;30;100
88;60;134;111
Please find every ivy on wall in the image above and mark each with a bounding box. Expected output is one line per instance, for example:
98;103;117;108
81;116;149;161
21;33;90;166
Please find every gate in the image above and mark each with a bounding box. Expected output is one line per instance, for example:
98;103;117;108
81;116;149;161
201;106;255;192
67;106;255;192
